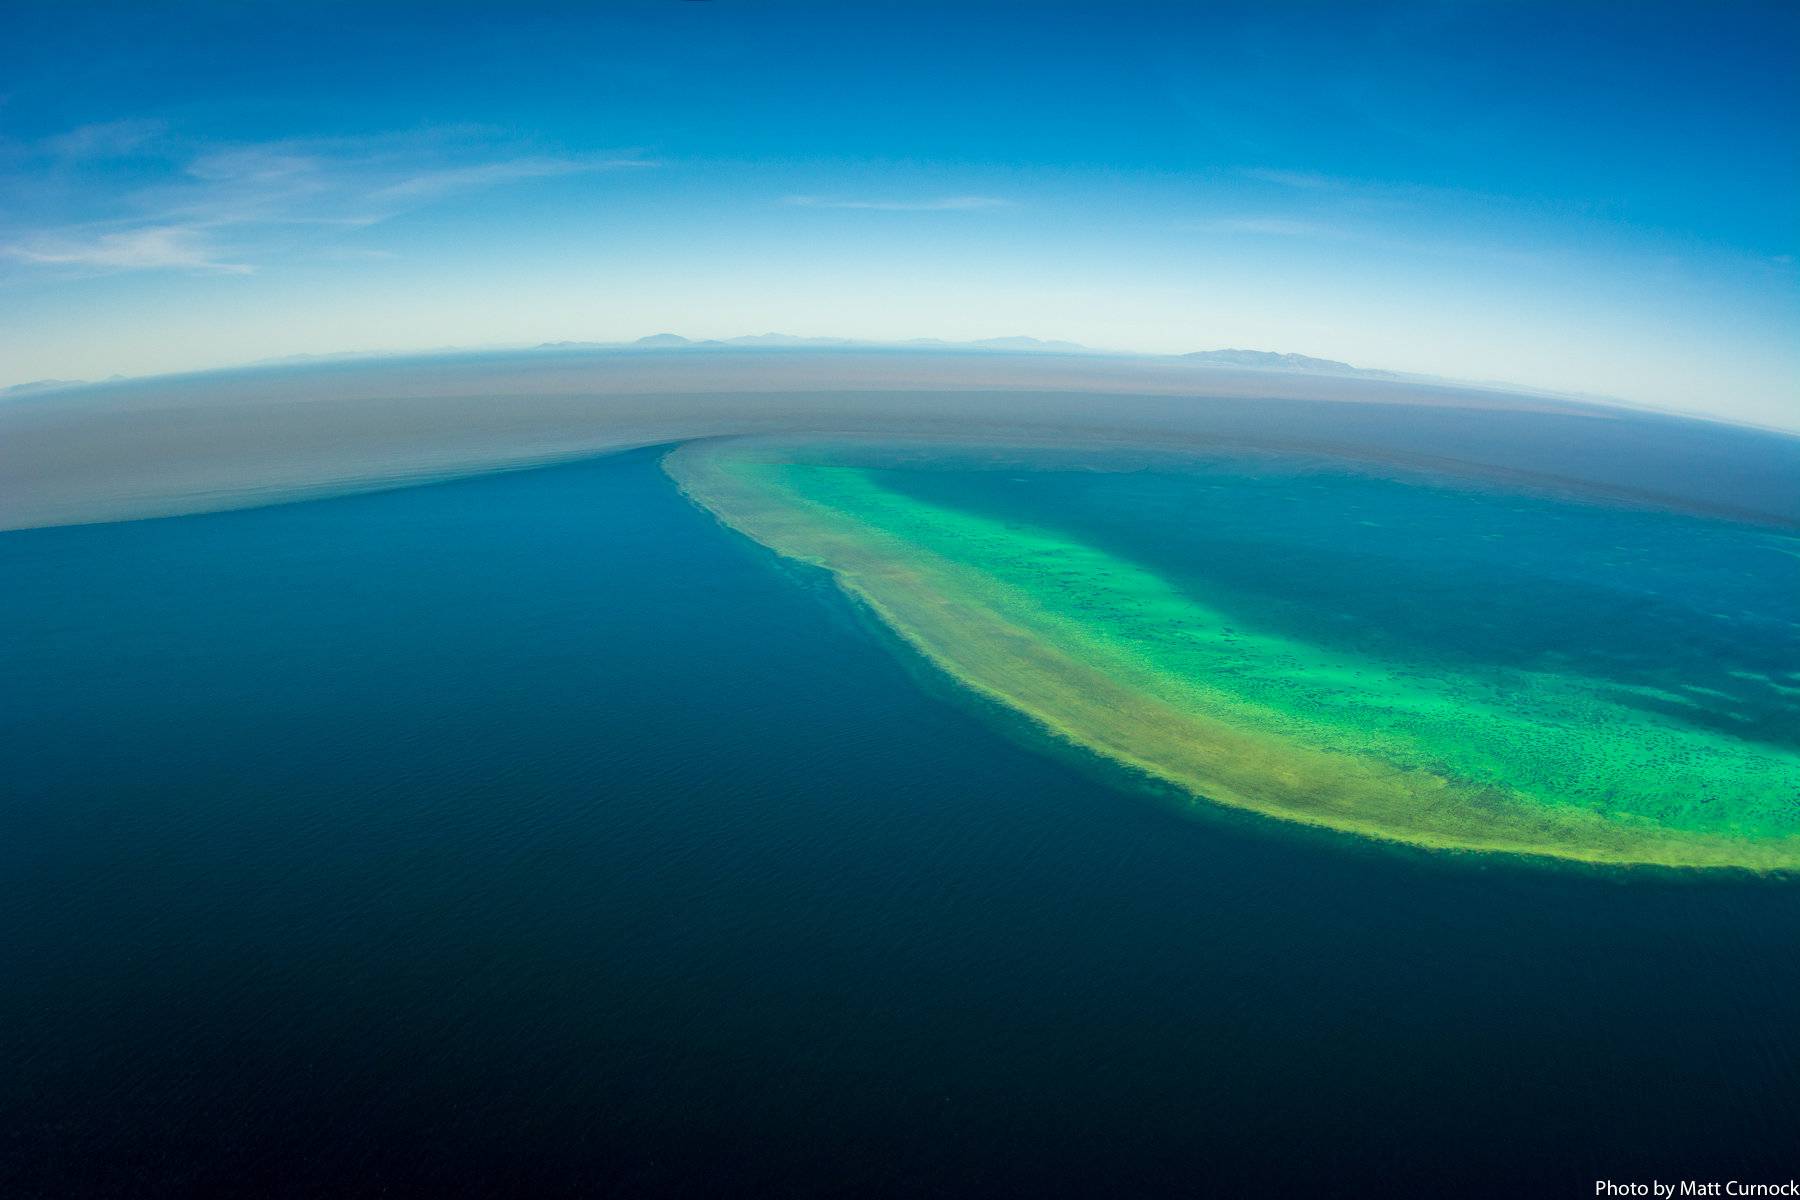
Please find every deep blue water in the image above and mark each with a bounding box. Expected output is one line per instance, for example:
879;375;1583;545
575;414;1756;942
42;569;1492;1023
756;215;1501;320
3;447;1798;1197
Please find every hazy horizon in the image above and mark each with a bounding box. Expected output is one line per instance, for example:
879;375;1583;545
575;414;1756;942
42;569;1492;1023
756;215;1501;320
7;343;1798;538
11;334;1797;442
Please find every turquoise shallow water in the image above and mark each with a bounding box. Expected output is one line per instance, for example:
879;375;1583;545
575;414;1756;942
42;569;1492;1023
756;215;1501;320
819;448;1800;845
3;445;1799;1196
866;451;1800;748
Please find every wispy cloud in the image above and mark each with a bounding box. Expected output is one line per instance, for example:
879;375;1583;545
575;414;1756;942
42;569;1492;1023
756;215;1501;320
371;155;656;202
1186;211;1552;270
5;225;250;273
1;123;658;276
784;194;1012;212
1192;216;1340;238
1240;168;1340;190
43;118;168;160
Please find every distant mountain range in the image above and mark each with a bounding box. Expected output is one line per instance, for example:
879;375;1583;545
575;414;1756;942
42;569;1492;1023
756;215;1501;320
533;333;1094;353
533;334;1404;380
906;335;1090;352
1;378;87;396
3;336;1502;398
538;333;1377;366
1182;348;1356;372
0;376;131;397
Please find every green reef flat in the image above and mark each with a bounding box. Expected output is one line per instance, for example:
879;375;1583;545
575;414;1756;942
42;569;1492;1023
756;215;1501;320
665;438;1800;871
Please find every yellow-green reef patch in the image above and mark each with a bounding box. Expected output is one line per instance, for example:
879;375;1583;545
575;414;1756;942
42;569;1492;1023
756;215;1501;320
665;439;1800;870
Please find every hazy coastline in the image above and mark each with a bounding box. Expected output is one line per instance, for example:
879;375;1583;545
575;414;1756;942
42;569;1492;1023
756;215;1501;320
5;347;1796;533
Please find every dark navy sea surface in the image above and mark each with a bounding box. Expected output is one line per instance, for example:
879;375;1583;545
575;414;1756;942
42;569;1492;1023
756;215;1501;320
4;447;1798;1197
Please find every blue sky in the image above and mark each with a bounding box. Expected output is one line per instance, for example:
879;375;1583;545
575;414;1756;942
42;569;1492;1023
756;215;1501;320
2;1;1795;427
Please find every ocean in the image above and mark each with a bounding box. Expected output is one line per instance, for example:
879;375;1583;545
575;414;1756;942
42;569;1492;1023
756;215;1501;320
3;444;1797;1196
